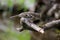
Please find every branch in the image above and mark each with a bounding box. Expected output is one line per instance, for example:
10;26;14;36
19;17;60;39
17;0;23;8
20;17;44;34
43;19;60;30
47;4;58;16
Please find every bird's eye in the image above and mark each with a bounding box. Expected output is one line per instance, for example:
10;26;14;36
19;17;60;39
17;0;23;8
26;15;27;16
26;14;29;16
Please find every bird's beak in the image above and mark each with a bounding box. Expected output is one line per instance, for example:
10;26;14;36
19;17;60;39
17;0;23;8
10;15;19;19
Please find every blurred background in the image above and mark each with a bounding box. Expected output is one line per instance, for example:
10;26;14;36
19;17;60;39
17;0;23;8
0;0;60;40
0;0;35;40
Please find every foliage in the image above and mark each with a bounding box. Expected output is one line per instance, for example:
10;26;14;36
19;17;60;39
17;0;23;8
0;20;31;40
